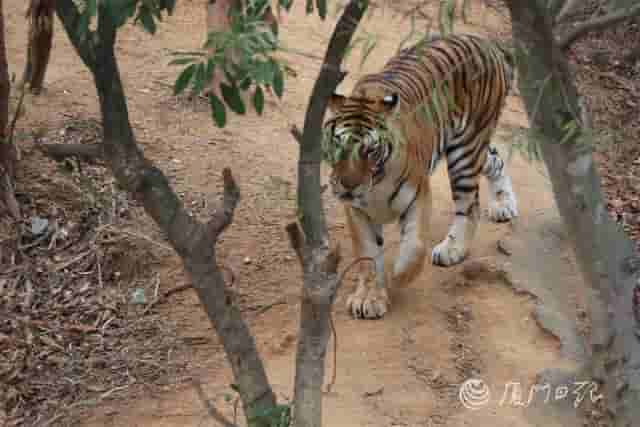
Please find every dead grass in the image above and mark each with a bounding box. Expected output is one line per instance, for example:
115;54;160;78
0;115;189;427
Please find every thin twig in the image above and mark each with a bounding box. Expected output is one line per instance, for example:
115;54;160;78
53;249;92;272
8;79;27;161
192;379;238;427
142;283;194;315
325;309;338;394
324;255;375;394
96;225;174;252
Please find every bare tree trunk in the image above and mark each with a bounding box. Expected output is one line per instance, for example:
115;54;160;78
288;0;368;424
505;1;640;426
21;0;55;95
0;0;20;219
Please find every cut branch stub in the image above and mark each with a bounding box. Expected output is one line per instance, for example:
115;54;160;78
207;167;241;238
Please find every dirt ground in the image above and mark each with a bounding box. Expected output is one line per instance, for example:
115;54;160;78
3;1;638;426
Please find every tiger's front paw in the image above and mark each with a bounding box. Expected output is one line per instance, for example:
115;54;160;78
346;285;390;319
432;236;467;266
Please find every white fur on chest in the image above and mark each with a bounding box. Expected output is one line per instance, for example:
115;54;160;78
347;178;416;225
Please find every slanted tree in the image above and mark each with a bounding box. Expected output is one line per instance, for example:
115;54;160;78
504;1;640;426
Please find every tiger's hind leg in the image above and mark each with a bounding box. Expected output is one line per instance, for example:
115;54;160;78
483;145;518;222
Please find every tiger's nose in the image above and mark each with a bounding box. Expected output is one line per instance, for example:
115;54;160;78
338;175;358;190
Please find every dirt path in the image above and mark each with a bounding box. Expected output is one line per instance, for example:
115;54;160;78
5;1;592;426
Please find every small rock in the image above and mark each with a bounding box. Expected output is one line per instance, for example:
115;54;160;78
130;288;147;305
610;198;624;209
243;257;252;265
30;216;49;236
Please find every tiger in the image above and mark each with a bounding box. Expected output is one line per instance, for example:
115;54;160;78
321;33;518;320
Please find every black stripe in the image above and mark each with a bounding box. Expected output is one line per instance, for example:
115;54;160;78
386;66;425;100
451;171;481;187
399;194;417;224
388;176;408;205
452;184;479;193
449;140;487;176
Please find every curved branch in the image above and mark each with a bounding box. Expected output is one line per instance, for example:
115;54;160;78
558;4;640;50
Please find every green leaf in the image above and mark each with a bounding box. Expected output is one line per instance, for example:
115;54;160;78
316;0;327;19
279;0;294;11
272;64;284;98
139;9;157;34
161;0;177;14
438;0;456;36
174;63;197;95
191;63;207;96
77;13;89;39
253;60;274;85
239;77;252;91
359;34;377;69
220;83;246;115
461;0;471;23
441;82;459;113
168;50;207;57
204;58;216;84
110;0;138;27
253;86;265;115
168;57;197;66
209;94;227;128
559;120;578;145
431;83;443;117
86;0;98;19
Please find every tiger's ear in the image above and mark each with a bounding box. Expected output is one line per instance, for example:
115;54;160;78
328;93;347;113
381;93;400;114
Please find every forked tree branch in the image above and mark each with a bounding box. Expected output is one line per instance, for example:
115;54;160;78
558;3;640;50
290;1;368;427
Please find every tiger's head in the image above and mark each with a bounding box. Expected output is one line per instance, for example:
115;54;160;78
322;90;401;202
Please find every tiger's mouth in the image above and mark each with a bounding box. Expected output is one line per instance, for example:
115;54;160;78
329;173;370;203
